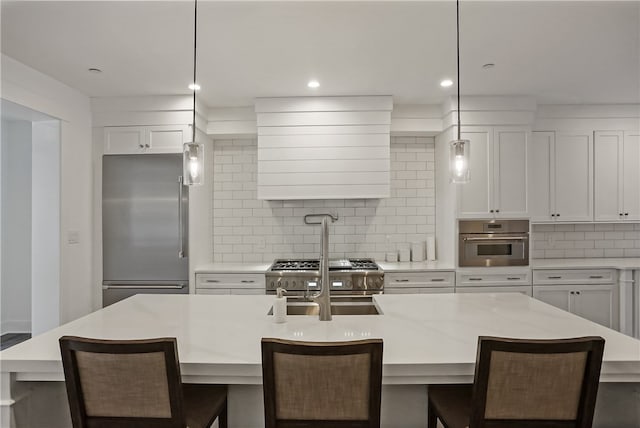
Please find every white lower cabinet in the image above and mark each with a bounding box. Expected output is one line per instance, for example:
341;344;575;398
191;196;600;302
384;272;455;294
195;273;265;295
533;269;619;330
455;269;532;295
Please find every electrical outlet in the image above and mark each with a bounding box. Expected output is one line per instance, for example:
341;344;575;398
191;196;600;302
256;237;266;250
547;234;555;248
67;230;80;245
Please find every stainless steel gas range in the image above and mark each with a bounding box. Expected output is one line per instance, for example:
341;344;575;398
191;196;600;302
265;259;384;296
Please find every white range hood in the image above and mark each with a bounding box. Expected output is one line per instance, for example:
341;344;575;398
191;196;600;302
255;96;392;200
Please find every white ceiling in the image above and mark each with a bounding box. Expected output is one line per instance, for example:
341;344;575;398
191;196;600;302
2;1;639;107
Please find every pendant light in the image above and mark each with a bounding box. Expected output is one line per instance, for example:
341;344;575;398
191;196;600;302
449;0;470;184
183;0;204;186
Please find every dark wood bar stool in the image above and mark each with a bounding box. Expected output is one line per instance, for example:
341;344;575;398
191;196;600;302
261;338;383;428
59;336;227;428
428;336;605;428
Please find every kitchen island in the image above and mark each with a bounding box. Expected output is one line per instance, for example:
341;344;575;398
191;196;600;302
2;293;639;428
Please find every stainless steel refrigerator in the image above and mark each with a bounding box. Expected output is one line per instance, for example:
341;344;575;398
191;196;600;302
102;154;189;306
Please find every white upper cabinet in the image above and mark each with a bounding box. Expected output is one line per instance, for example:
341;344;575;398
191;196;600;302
530;132;553;221
104;125;190;155
596;131;640;221
530;131;593;222
458;127;491;217
458;126;529;218
255;96;392;200
622;132;640;221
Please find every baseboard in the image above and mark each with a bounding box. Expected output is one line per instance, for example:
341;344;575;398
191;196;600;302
0;319;32;335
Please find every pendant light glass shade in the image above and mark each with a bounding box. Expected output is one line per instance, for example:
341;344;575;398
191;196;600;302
183;141;204;186
449;138;470;183
449;0;470;184
183;0;202;186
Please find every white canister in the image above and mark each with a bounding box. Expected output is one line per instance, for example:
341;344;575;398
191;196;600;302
426;236;436;261
399;248;411;262
385;252;398;262
410;241;425;262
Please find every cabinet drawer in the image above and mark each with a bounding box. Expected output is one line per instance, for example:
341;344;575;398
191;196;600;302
384;272;455;288
384;287;454;294
195;288;231;295
196;273;265;289
456;270;531;287
456;285;533;296
533;269;616;285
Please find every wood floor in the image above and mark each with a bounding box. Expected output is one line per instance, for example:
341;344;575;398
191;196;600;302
1;333;31;350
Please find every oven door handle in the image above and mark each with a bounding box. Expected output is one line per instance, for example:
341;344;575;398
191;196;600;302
463;236;526;241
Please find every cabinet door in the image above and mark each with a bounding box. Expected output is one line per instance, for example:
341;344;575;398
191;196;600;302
572;285;619;330
594;131;623;221
147;125;189;154
493;128;529;218
530;132;554;222
554;133;593;221
623;132;640;221
533;286;571;312
104;126;145;154
458;128;492;217
384;287;454;294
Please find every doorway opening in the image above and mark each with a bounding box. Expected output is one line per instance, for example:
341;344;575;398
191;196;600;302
1;99;61;347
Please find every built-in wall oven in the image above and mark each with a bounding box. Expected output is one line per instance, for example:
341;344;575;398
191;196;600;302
458;220;529;267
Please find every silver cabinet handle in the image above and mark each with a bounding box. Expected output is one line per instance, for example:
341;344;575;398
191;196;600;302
430;278;445;282
103;284;186;290
507;277;520;280
469;278;483;281
178;176;185;258
589;275;603;279
463;236;526;241
241;280;255;283
395;279;410;282
548;276;562;279
205;279;220;283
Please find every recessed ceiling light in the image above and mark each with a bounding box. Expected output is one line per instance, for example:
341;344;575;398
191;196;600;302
482;63;495;69
88;68;102;74
307;80;320;89
440;79;453;88
188;83;201;91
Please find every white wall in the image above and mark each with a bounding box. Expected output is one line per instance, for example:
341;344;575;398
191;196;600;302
2;54;93;325
31;120;60;334
0;119;32;334
210;136;435;262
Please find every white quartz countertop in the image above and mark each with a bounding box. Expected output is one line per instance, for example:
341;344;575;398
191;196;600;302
195;263;271;274
376;260;455;272
531;258;640;270
2;294;639;384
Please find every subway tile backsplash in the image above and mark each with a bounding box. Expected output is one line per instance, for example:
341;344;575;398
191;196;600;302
532;223;640;259
211;137;436;263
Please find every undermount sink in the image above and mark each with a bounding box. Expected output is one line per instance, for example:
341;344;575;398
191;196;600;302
268;299;380;316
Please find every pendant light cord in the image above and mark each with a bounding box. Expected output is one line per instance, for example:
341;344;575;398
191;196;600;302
192;0;198;143
456;0;461;141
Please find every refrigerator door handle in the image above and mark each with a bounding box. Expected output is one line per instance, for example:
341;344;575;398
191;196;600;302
178;175;185;258
103;284;187;290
